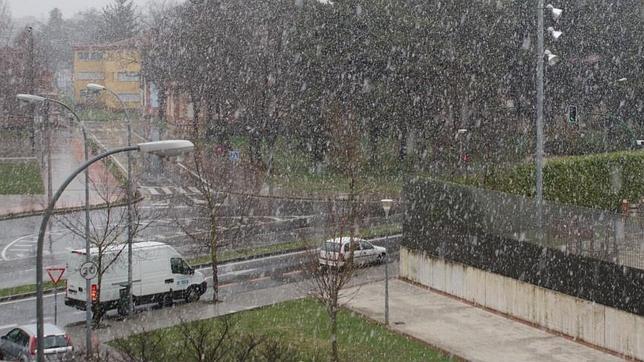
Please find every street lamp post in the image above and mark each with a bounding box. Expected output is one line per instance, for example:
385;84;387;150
536;2;563;240
32;140;194;362
381;198;393;326
86;83;135;315
16;94;93;355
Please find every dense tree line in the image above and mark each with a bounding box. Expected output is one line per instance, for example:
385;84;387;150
141;0;643;175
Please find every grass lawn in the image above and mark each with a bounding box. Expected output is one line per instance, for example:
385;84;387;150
0;160;44;194
0;280;59;299
188;239;309;266
112;298;450;361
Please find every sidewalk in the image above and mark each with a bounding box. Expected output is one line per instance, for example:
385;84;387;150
0;128;119;218
344;279;623;362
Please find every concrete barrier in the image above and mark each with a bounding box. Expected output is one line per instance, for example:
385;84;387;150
400;247;644;360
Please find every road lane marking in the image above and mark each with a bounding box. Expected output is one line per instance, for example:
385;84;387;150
161;187;172;195
2;234;35;260
188;186;200;193
248;276;270;283
283;270;302;277
0;324;17;330
142;186;160;195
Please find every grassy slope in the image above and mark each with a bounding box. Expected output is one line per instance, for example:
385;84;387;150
0;160;44;194
113;298;450;362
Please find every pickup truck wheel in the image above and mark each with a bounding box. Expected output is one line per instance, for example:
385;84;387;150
184;286;200;303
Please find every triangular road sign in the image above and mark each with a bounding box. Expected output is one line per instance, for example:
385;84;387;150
46;267;66;285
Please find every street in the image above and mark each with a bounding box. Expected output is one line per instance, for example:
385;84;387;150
0;244;400;337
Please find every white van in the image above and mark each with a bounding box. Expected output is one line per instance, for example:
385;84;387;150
65;241;207;315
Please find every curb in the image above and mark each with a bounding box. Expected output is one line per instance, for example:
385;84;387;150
0;194;145;221
0;286;66;303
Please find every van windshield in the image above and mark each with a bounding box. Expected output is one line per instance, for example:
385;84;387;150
322;242;341;253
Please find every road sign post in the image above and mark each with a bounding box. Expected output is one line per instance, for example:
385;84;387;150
46;266;65;325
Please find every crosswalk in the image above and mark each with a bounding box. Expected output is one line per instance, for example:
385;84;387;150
140;185;201;196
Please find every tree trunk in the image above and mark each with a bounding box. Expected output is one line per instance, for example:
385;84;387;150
209;209;219;303
330;303;338;362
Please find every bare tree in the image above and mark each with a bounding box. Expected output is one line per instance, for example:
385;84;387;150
173;145;263;303
57;163;155;323
111;316;293;361
303;101;366;362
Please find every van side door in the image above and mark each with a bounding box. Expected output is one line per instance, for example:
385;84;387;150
170;257;193;290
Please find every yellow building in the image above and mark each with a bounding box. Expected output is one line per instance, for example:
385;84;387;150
72;38;141;109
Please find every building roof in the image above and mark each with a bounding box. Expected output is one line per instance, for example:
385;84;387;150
72;36;141;51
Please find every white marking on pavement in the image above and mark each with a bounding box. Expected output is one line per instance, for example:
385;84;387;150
188;186;200;193
283;270;302;277
0;324;17;330
161;187;172;195
142;186;160;195
2;234;34;261
176;187;187;194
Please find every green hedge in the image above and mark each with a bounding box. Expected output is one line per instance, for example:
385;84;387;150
475;151;644;210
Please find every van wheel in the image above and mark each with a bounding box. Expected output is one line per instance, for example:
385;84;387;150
160;293;173;307
184;286;200;303
117;302;129;317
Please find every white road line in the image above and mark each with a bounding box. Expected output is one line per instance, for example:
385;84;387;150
15;240;37;244
142;186;160;195
161;187;172;195
0;324;17;330
188;186;200;193
175;187;187;194
2;234;35;261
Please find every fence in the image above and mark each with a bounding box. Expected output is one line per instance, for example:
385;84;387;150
405;178;644;270
403;178;644;315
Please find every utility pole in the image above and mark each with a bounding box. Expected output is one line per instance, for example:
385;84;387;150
536;0;545;240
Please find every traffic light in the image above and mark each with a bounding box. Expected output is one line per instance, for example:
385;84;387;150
568;105;577;124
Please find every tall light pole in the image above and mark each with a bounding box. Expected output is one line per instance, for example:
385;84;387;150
32;140;194;362
381;198;393;326
17;94;93;354
86;83;134;315
536;2;562;239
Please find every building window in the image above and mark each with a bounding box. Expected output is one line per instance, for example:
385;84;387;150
77;51;104;61
116;72;140;82
117;93;140;102
76;72;104;80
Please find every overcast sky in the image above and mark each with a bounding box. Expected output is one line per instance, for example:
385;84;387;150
6;0;163;19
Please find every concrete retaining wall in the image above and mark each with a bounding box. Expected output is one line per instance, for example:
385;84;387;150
400;247;644;360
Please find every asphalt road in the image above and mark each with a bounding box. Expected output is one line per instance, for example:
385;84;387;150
0;200;316;289
0;237;400;336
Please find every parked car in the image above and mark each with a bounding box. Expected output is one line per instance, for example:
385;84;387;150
318;237;387;268
65;241;207;316
0;323;73;361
